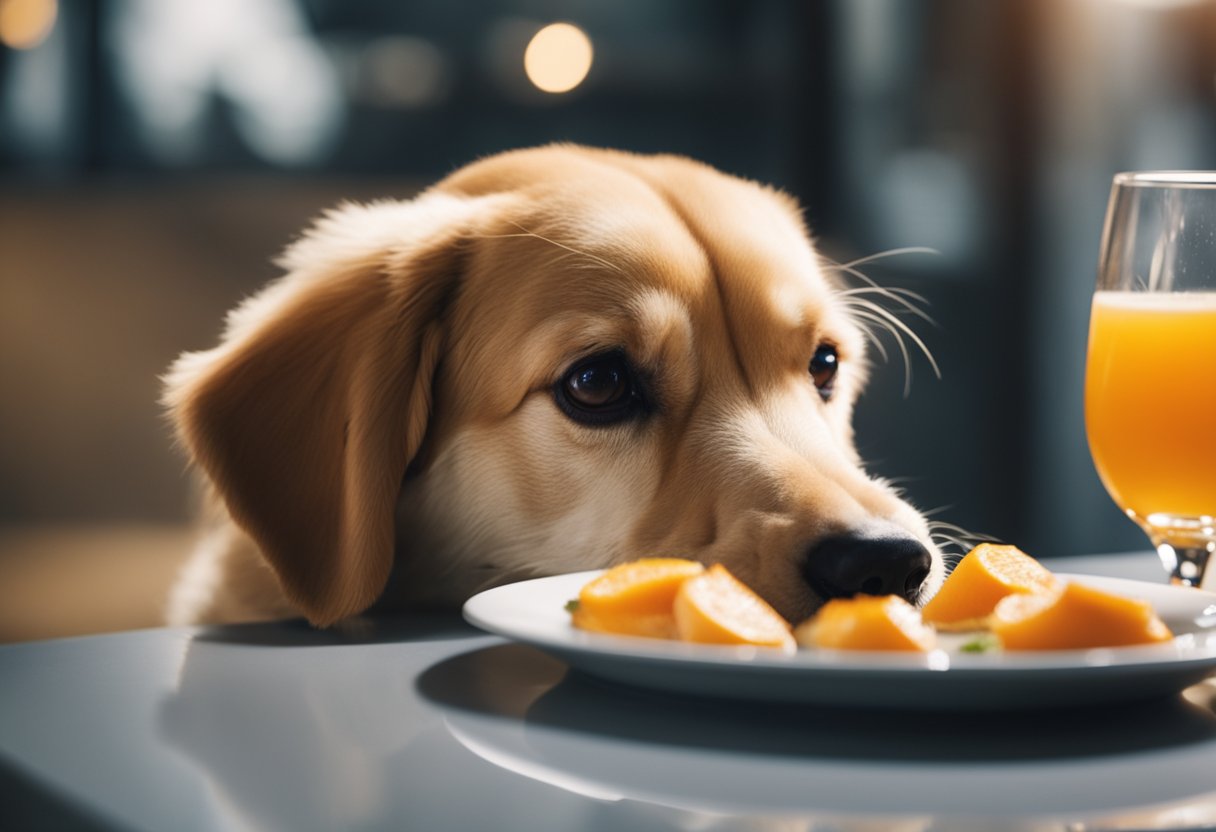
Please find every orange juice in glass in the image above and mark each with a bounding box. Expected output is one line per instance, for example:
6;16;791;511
1085;172;1216;587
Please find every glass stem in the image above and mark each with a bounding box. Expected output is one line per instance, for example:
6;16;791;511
1154;539;1213;587
1145;517;1216;588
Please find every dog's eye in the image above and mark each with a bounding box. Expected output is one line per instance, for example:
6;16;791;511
809;344;839;401
555;353;642;426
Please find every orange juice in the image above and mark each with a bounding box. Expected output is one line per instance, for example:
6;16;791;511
1085;291;1216;520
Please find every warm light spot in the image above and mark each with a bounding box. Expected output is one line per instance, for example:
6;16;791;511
1107;0;1204;7
523;23;592;94
0;0;56;50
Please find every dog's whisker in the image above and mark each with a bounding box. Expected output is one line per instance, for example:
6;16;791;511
838;282;930;301
934;533;980;551
840;303;898;335
856;299;942;382
827;257;937;326
932;537;970;556
507;220;628;276
829;253;941;397
926;520;999;559
939;546;968;562
927;521;988;542
845;307;917;395
837;285;936;325
841;303;909;350
472;224;628;276
846;295;938;377
939;528;987;543
926;520;974;538
929;530;967;547
846;284;932;306
851;317;890;362
834;246;941;271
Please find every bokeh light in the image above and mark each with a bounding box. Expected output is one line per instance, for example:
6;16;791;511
523;22;592;94
1108;0;1205;7
0;0;57;50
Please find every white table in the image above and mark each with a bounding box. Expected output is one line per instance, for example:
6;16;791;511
5;551;1216;832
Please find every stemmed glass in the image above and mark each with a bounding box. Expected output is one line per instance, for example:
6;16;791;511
1085;172;1216;588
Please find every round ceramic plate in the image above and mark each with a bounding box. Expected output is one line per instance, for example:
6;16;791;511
463;571;1216;710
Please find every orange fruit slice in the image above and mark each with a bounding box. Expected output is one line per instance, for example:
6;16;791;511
991;581;1173;650
674;564;796;651
921;543;1060;629
795;595;937;652
570;558;704;639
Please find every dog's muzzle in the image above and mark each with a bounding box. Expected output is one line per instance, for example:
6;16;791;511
802;526;932;604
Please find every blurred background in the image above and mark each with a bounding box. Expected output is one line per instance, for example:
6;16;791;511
2;0;1215;641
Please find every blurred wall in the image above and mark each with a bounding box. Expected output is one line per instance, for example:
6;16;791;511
2;0;1216;565
0;177;419;524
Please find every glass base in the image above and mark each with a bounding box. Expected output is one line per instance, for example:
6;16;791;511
1135;513;1216;588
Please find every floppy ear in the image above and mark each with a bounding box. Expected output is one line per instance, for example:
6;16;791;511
164;193;499;627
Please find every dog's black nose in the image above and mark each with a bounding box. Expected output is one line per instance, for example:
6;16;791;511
802;531;932;603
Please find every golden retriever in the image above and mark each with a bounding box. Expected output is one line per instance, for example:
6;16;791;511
163;144;944;629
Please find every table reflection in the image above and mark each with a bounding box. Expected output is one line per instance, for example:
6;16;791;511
155;615;1216;832
420;643;1216;829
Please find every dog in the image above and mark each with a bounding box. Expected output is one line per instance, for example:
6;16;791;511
163;144;944;629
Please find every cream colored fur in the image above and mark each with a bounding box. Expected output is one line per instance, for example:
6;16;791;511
164;145;943;628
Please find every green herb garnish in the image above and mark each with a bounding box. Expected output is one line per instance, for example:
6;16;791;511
960;633;1002;654
564;598;580;613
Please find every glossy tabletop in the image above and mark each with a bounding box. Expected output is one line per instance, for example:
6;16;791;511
5;552;1216;832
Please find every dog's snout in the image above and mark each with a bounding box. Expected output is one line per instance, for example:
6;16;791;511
802;531;932;603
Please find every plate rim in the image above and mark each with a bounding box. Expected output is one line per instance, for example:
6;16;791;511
462;570;1216;676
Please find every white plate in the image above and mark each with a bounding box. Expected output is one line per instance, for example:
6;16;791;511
463;571;1216;710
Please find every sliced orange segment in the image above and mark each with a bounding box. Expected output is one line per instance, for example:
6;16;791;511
674;564;796;651
921;543;1060;628
794;595;937;652
570;558;705;639
992;581;1173;650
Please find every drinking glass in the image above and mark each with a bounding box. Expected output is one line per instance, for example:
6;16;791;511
1085;172;1216;588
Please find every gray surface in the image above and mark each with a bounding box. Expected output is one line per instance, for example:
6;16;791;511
5;551;1216;831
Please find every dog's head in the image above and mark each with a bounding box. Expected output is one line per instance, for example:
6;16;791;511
165;145;943;627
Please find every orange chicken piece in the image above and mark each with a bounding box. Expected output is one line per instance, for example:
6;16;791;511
921;543;1060;629
992;581;1173;650
570;558;705;639
795;595;937;652
674;564;796;651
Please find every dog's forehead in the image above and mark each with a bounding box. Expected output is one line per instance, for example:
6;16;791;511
630;161;835;326
444;147;831;318
448;150;858;401
500;163;832;323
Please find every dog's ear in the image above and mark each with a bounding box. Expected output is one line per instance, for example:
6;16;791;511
164;193;501;627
